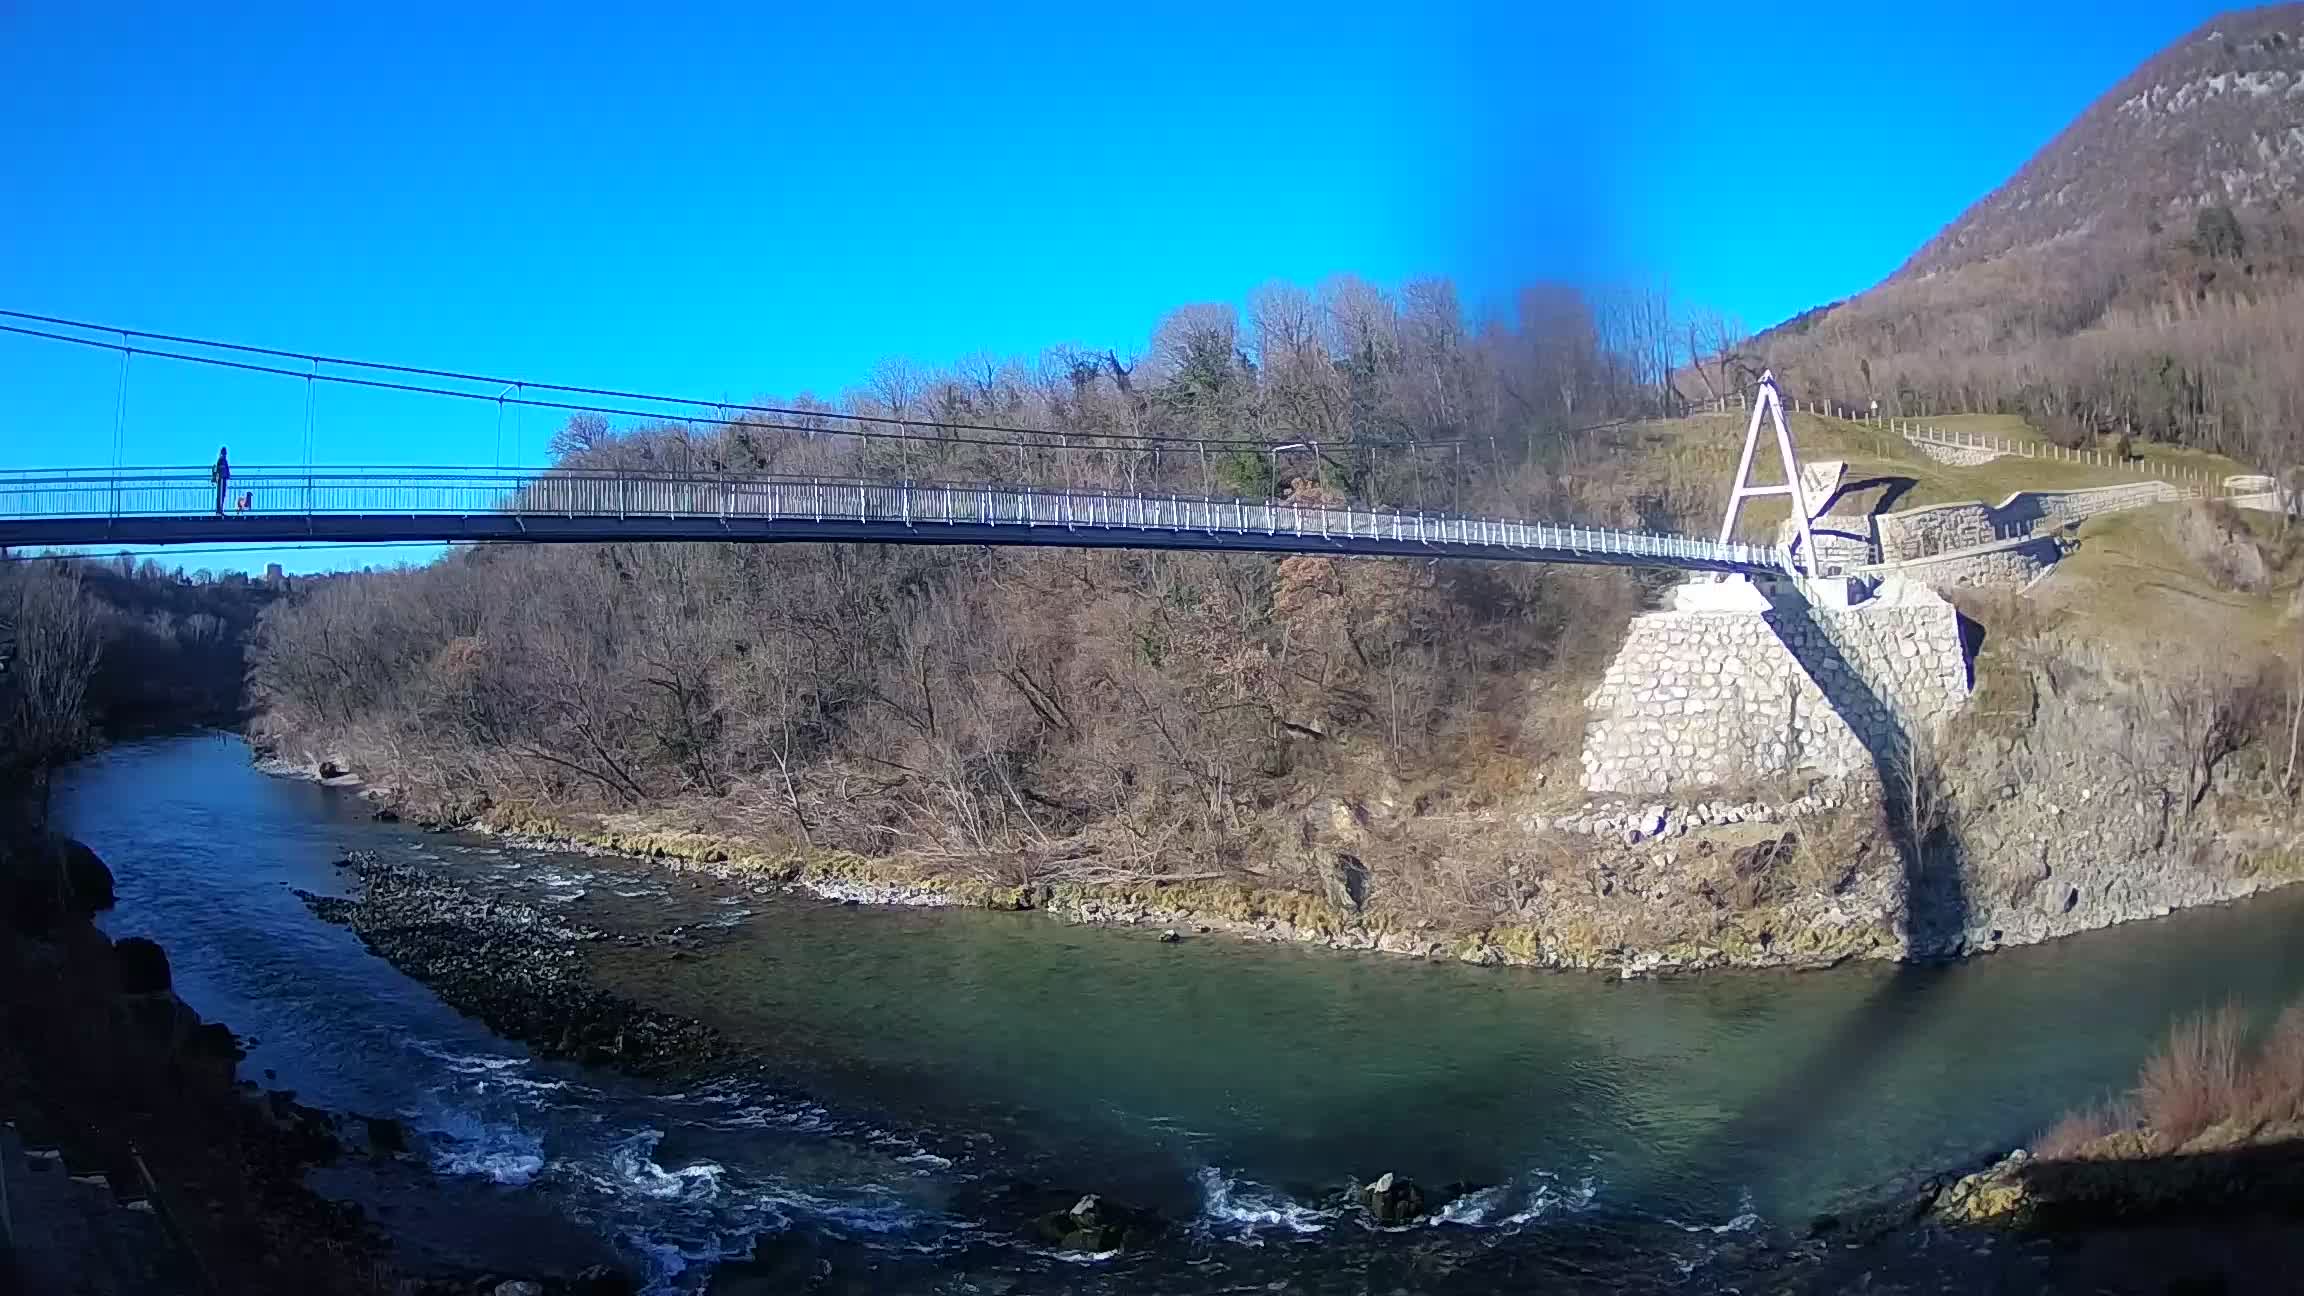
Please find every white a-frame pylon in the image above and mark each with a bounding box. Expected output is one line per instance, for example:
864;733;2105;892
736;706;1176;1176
1716;371;1819;575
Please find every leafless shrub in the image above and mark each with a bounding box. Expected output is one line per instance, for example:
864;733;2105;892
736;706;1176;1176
2041;994;2304;1160
2131;1002;2248;1149
2249;999;2304;1124
0;565;102;790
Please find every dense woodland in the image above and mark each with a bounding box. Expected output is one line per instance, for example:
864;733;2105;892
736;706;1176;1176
1;559;276;791
249;277;1695;903
533;274;1690;511
245;207;2304;887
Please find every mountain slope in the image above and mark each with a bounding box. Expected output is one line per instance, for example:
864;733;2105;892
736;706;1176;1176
1742;7;2304;462
1901;5;2304;280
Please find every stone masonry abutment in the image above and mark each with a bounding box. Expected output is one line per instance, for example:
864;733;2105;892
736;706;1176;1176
1579;577;1969;796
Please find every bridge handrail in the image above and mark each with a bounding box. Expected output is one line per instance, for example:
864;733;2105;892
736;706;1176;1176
0;466;1783;573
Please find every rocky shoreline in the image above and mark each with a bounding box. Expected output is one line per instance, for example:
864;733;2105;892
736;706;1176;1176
258;664;2304;978
443;812;1905;978
442;780;2304;979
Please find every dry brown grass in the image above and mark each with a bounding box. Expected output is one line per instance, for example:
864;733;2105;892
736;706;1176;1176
2249;1001;2304;1124
2035;1100;2132;1161
1638;409;2245;547
2039;997;2304;1160
2038;507;2295;659
2133;1003;2249;1147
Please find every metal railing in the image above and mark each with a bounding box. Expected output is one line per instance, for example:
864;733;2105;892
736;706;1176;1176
1685;391;2236;491
0;465;1785;573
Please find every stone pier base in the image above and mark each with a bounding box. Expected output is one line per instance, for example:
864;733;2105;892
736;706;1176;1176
1578;578;1970;796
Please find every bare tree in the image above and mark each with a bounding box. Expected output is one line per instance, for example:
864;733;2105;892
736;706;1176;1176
1;566;103;795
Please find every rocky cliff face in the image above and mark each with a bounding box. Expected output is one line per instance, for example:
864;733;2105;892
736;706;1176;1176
1925;719;2304;958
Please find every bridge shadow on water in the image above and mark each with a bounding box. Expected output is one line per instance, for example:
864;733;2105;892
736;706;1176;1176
1436;581;1982;1291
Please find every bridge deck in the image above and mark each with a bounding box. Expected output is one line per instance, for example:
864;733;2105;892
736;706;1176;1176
0;468;1783;573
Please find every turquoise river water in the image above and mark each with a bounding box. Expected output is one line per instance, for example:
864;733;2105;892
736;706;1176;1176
56;733;2304;1292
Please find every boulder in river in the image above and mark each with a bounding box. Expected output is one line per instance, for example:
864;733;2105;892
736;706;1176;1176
1032;1192;1165;1252
1358;1171;1428;1225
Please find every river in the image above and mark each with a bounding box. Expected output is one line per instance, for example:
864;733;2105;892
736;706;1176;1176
55;733;2304;1292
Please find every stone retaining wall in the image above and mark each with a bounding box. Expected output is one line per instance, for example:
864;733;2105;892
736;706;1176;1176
1580;581;1970;795
1909;439;2007;467
1777;514;1875;571
1858;533;2064;592
1873;481;2185;562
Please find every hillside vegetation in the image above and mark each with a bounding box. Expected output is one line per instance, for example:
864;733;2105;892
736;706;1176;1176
241;268;2304;964
1711;8;2304;473
249;278;1705;924
1;558;275;793
1644;408;2250;545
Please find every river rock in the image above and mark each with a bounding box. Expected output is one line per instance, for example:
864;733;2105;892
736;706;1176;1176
115;935;172;993
186;1020;244;1066
1358;1171;1428;1225
114;989;202;1054
1032;1192;1164;1253
1933;1150;2032;1226
1729;832;1800;881
3;834;116;933
299;859;731;1076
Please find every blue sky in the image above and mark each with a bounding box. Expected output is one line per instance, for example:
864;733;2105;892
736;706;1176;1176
0;0;2235;570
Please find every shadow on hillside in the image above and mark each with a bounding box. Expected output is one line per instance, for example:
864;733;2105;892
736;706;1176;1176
1957;610;1987;669
1837;474;1916;515
2014;1136;2304;1229
1759;583;1971;954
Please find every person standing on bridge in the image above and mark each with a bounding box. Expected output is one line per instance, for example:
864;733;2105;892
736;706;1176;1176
212;447;231;516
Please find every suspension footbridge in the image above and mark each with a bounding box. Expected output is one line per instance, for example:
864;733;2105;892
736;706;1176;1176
0;312;1814;576
0;467;1784;573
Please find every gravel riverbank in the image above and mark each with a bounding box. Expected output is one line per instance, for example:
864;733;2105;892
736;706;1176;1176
299;856;735;1077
